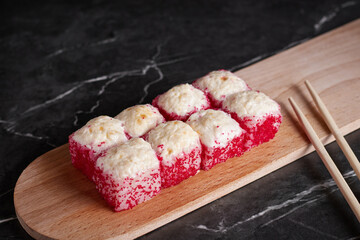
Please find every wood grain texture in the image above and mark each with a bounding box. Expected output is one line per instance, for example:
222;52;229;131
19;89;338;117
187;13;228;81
14;19;360;240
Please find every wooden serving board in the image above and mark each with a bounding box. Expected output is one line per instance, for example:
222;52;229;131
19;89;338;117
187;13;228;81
14;19;360;240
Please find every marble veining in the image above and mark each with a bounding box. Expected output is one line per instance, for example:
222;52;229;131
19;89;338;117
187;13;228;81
1;1;359;239
47;36;119;59
314;0;358;32
0;188;13;199
23;72;121;115
346;235;360;240
287;219;340;240
0;120;49;143
73;100;100;126
195;171;356;233
0;217;17;224
138;44;165;104
1;44;190;145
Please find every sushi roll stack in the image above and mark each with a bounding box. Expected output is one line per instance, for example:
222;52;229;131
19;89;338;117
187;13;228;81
69;69;282;212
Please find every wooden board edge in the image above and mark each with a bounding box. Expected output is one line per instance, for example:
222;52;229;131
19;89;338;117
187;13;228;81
16;209;53;240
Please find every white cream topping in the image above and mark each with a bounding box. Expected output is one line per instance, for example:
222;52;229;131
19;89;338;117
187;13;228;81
223;90;281;117
115;104;165;138
187;109;244;148
193;70;249;102
147;121;200;166
73;116;128;153
96;138;159;178
157;84;208;116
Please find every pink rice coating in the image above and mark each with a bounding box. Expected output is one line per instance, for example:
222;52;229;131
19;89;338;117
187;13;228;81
195;90;224;110
93;167;161;212
156;147;201;188
69;133;102;180
200;135;245;171
227;112;282;151
152;95;211;121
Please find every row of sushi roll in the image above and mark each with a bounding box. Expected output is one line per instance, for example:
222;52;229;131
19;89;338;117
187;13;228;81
69;70;282;212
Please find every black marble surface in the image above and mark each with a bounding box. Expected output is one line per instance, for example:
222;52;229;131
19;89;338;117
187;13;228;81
1;1;359;239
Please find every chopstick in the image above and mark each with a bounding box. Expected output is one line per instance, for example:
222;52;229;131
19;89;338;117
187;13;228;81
305;80;360;180
289;97;360;222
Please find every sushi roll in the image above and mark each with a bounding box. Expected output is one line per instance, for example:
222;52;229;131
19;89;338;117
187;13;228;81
187;109;246;170
222;90;282;150
152;83;210;121
193;70;251;108
114;104;165;138
146;121;201;188
69;116;128;180
93;138;161;211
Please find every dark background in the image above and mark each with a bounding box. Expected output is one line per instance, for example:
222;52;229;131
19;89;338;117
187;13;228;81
1;1;359;239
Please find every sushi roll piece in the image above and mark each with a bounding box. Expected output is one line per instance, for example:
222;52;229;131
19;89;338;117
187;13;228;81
146;121;202;188
69;116;128;180
114;104;165;138
193;70;251;108
222;90;282;150
152;83;210;121
93;138;161;212
187;109;246;170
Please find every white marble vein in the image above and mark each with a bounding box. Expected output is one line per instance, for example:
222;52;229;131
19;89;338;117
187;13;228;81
314;10;339;32
72;71;136;126
139;44;164;103
24;85;83;114
72;43;170;124
13;131;45;140
0;120;14;124
345;235;360;240
47;37;118;58
139;65;164;104
288;219;340;239
23;43;191;119
1;42;191;143
261;198;318;227
157;55;193;67
22;71;124;116
0;188;13;199
71;41;185;120
24;46;186;119
341;1;357;8
195;170;356;234
73;100;101;126
314;1;358;33
0;120;49;143
90;37;118;47
22;70;141;124
0;217;17;224
98;77;121;95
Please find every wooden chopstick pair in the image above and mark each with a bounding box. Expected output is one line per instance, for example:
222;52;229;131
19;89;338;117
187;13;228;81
288;80;360;222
